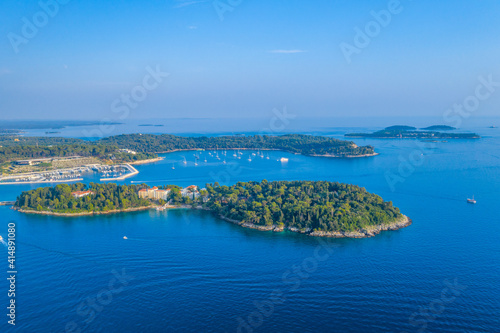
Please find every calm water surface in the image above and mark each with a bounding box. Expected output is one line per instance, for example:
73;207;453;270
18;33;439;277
1;125;499;332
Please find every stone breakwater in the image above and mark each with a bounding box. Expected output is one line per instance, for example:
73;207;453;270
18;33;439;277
219;214;411;238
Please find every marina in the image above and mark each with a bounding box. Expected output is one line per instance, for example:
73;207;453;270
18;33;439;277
0;163;138;185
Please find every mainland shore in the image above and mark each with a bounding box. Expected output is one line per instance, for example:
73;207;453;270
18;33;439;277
156;148;378;158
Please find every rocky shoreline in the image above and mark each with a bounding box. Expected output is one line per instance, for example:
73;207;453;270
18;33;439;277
311;152;379;158
219;214;411;238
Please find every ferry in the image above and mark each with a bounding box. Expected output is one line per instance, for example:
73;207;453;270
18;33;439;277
467;196;476;204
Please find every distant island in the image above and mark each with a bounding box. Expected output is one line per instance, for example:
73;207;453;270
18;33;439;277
0;120;122;130
420;125;456;131
14;181;410;238
346;125;479;139
385;125;417;131
138;124;164;127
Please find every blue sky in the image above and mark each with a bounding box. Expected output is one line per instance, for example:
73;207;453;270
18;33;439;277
0;0;499;120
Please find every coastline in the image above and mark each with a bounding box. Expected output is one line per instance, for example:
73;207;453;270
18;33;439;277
128;157;165;165
311;152;379;158
156;148;377;158
14;204;410;239
218;214;411;238
14;206;154;217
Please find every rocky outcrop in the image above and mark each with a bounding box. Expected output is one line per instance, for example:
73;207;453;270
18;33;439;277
308;216;412;238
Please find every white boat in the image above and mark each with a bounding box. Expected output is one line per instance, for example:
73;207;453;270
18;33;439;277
223;160;226;164
123;236;128;240
467;195;476;204
248;156;252;161
280;157;289;162
183;157;187;165
172;164;175;170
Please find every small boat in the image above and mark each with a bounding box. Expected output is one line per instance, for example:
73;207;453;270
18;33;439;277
467;196;476;204
223;160;226;164
0;236;3;241
204;158;207;163
123;236;128;240
280;157;289;162
172;164;175;170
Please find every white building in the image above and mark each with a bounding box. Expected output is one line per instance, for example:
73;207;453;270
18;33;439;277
138;187;170;200
181;185;200;199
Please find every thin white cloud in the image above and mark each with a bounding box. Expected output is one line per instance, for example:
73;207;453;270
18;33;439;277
268;50;307;54
188;25;198;30
174;0;208;8
0;68;12;76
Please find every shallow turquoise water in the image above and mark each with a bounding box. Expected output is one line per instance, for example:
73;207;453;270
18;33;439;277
1;126;499;332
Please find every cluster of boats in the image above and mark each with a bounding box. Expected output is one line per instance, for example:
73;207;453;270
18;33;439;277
0;164;136;184
0;166;92;183
171;150;284;169
93;165;128;178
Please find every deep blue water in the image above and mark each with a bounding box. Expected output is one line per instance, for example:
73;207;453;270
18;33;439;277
1;124;499;332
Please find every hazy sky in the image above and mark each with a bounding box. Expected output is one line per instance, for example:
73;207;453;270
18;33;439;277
1;0;499;121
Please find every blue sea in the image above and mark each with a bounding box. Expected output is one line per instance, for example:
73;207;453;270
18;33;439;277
1;119;499;332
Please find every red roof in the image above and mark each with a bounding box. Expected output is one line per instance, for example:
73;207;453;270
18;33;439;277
152;187;158;190
138;189;147;192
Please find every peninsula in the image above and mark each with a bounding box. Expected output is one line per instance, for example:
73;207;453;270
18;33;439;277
345;126;479;139
14;180;410;238
100;133;376;157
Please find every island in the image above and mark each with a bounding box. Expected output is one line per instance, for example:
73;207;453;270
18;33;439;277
420;125;456;131
345;126;479;139
13;180;411;238
385;125;417;131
